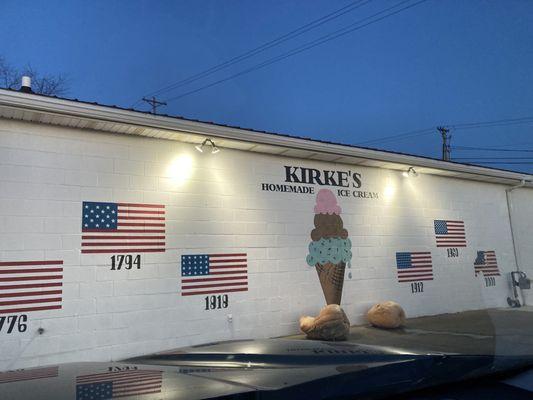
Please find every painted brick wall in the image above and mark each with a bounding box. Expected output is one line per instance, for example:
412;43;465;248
0;119;531;370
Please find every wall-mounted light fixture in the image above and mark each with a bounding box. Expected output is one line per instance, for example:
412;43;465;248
402;167;418;178
195;138;220;154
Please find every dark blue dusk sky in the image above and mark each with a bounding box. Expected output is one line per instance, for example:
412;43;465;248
1;0;532;172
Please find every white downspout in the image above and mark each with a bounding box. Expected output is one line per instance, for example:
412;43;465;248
505;178;529;306
506;179;527;272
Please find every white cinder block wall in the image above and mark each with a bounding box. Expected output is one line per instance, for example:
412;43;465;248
0;119;531;370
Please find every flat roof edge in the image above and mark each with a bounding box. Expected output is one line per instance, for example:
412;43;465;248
0;89;531;185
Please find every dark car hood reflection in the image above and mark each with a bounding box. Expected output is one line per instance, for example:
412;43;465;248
0;339;532;400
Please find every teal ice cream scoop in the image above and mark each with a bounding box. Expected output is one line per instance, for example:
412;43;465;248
306;237;352;266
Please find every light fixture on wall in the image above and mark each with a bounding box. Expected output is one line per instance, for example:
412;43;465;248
402;167;418;178
195;138;220;154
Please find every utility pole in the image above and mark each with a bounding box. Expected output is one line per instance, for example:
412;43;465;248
437;126;451;161
142;96;167;115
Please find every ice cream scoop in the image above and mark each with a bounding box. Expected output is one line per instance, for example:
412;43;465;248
311;214;348;241
306;238;352;266
314;188;342;215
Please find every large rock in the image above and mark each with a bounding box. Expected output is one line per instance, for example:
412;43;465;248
367;301;406;329
300;304;350;341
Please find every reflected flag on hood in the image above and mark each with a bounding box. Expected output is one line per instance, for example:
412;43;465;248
0;366;58;384
76;369;163;399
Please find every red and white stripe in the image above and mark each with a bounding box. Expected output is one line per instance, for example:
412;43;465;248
0;366;59;384
436;220;466;247
76;369;163;398
82;203;165;254
0;260;62;314
397;252;433;282
181;253;248;296
475;251;500;276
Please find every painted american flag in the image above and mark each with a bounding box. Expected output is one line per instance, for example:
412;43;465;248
0;260;63;314
434;220;467;247
76;369;163;399
396;252;433;282
0;366;58;384
181;253;248;296
474;250;500;277
81;202;165;254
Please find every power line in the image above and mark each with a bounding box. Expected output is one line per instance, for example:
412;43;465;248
133;0;373;106
356;127;435;145
163;0;429;103
454;121;533;131
452;146;533;152
451;116;533;130
358;116;533;146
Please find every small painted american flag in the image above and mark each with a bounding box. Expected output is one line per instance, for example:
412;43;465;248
434;220;467;247
181;253;248;296
76;369;163;399
396;252;433;282
0;260;63;314
0;366;58;384
81;202;165;254
474;251;500;277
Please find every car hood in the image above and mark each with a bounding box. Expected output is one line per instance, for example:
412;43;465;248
1;339;532;400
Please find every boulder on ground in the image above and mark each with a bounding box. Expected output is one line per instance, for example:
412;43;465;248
367;301;406;329
299;304;350;341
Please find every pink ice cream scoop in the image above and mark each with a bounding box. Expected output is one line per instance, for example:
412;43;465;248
314;189;341;215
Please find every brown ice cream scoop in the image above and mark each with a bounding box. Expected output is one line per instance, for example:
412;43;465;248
311;213;348;241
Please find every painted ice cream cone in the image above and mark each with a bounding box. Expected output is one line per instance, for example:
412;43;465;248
316;261;346;305
306;189;352;305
